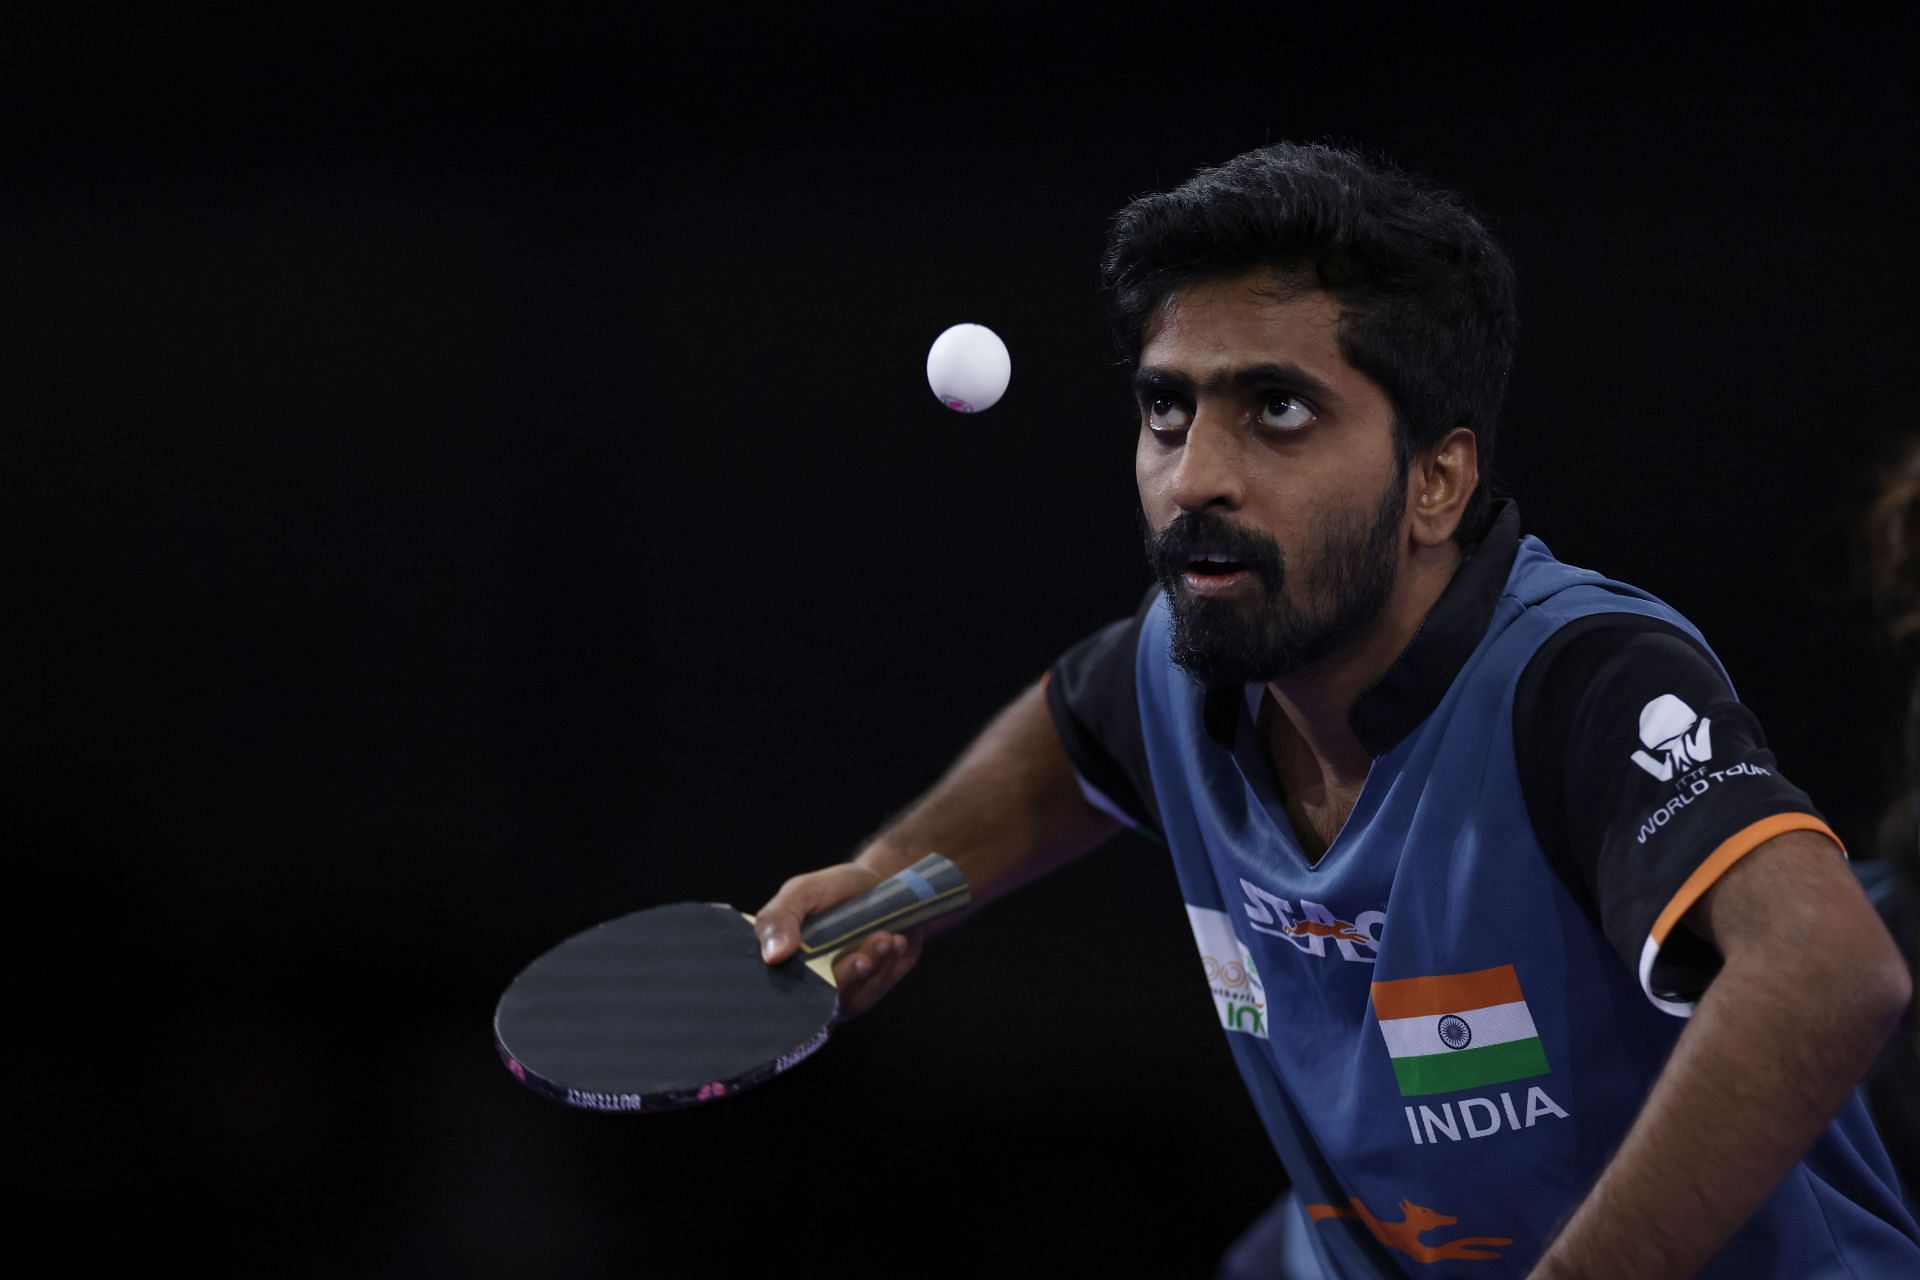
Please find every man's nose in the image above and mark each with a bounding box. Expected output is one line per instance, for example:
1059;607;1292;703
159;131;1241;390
1167;415;1246;513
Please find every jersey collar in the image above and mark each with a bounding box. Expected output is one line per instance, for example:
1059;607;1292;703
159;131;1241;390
1202;500;1523;754
1346;499;1522;756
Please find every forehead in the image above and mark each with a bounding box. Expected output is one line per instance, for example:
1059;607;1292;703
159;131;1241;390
1139;273;1352;381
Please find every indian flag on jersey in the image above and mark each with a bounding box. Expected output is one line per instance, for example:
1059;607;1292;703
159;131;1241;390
1371;964;1550;1097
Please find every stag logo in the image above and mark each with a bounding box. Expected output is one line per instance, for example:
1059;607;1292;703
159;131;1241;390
1307;1197;1512;1263
1238;879;1384;965
1630;694;1713;782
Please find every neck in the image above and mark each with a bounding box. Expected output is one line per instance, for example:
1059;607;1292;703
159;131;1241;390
1265;537;1465;787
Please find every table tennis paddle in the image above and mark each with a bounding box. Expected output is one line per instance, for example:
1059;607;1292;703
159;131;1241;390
494;853;969;1112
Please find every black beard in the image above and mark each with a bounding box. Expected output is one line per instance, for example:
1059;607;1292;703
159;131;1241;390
1143;471;1406;689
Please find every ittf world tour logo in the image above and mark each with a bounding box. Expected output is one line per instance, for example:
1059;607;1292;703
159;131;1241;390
1630;694;1713;782
1627;692;1776;845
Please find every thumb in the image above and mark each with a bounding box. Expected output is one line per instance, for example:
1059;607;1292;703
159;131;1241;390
754;864;880;964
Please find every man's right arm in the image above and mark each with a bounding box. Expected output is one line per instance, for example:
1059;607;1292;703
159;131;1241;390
753;677;1123;1018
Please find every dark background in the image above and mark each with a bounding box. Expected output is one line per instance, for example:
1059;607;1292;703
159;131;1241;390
10;6;1917;1275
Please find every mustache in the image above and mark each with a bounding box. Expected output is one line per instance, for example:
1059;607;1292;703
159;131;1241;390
1143;509;1286;589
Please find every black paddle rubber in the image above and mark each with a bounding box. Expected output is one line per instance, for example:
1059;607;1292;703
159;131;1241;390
495;903;837;1111
494;853;970;1112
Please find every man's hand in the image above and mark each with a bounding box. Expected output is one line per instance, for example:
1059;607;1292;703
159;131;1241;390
754;864;926;1022
749;677;1123;1022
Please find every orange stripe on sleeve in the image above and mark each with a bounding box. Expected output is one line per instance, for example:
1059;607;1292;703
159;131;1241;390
1371;963;1524;1021
1647;813;1845;947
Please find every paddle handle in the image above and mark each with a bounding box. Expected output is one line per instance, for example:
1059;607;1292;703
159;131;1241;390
795;853;971;957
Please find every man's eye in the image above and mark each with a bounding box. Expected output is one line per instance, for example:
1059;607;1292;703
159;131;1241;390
1260;394;1314;432
1148;397;1192;434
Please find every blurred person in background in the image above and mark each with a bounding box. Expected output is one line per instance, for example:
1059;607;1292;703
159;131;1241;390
1861;430;1920;1207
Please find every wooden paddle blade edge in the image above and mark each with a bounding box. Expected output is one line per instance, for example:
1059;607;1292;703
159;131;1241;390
492;1020;833;1113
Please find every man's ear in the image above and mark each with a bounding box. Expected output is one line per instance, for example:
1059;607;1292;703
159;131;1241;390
1409;427;1479;547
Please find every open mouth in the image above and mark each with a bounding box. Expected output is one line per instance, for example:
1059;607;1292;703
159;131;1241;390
1185;553;1249;579
1179;552;1257;596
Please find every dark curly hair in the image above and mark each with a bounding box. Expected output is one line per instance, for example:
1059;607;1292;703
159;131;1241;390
1102;143;1518;542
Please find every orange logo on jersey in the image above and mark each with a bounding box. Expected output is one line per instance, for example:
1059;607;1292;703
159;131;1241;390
1282;917;1373;945
1308;1197;1512;1264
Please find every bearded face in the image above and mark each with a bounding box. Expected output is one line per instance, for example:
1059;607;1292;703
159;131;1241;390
1143;460;1406;689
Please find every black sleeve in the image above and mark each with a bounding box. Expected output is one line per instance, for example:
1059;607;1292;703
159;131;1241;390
1044;585;1164;839
1515;614;1837;1010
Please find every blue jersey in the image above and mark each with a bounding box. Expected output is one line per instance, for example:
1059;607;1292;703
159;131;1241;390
1049;503;1920;1277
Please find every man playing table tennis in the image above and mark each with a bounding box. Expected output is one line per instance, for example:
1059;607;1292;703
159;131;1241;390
756;143;1919;1278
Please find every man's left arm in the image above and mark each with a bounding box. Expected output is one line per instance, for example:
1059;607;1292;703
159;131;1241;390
1528;829;1910;1279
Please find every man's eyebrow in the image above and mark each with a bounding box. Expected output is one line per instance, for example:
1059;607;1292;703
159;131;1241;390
1133;362;1339;403
1226;362;1338;403
1132;366;1192;399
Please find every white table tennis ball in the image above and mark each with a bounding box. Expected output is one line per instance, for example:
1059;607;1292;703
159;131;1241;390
926;323;1011;413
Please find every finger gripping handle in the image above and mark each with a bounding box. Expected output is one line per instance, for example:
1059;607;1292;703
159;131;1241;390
796;853;970;956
